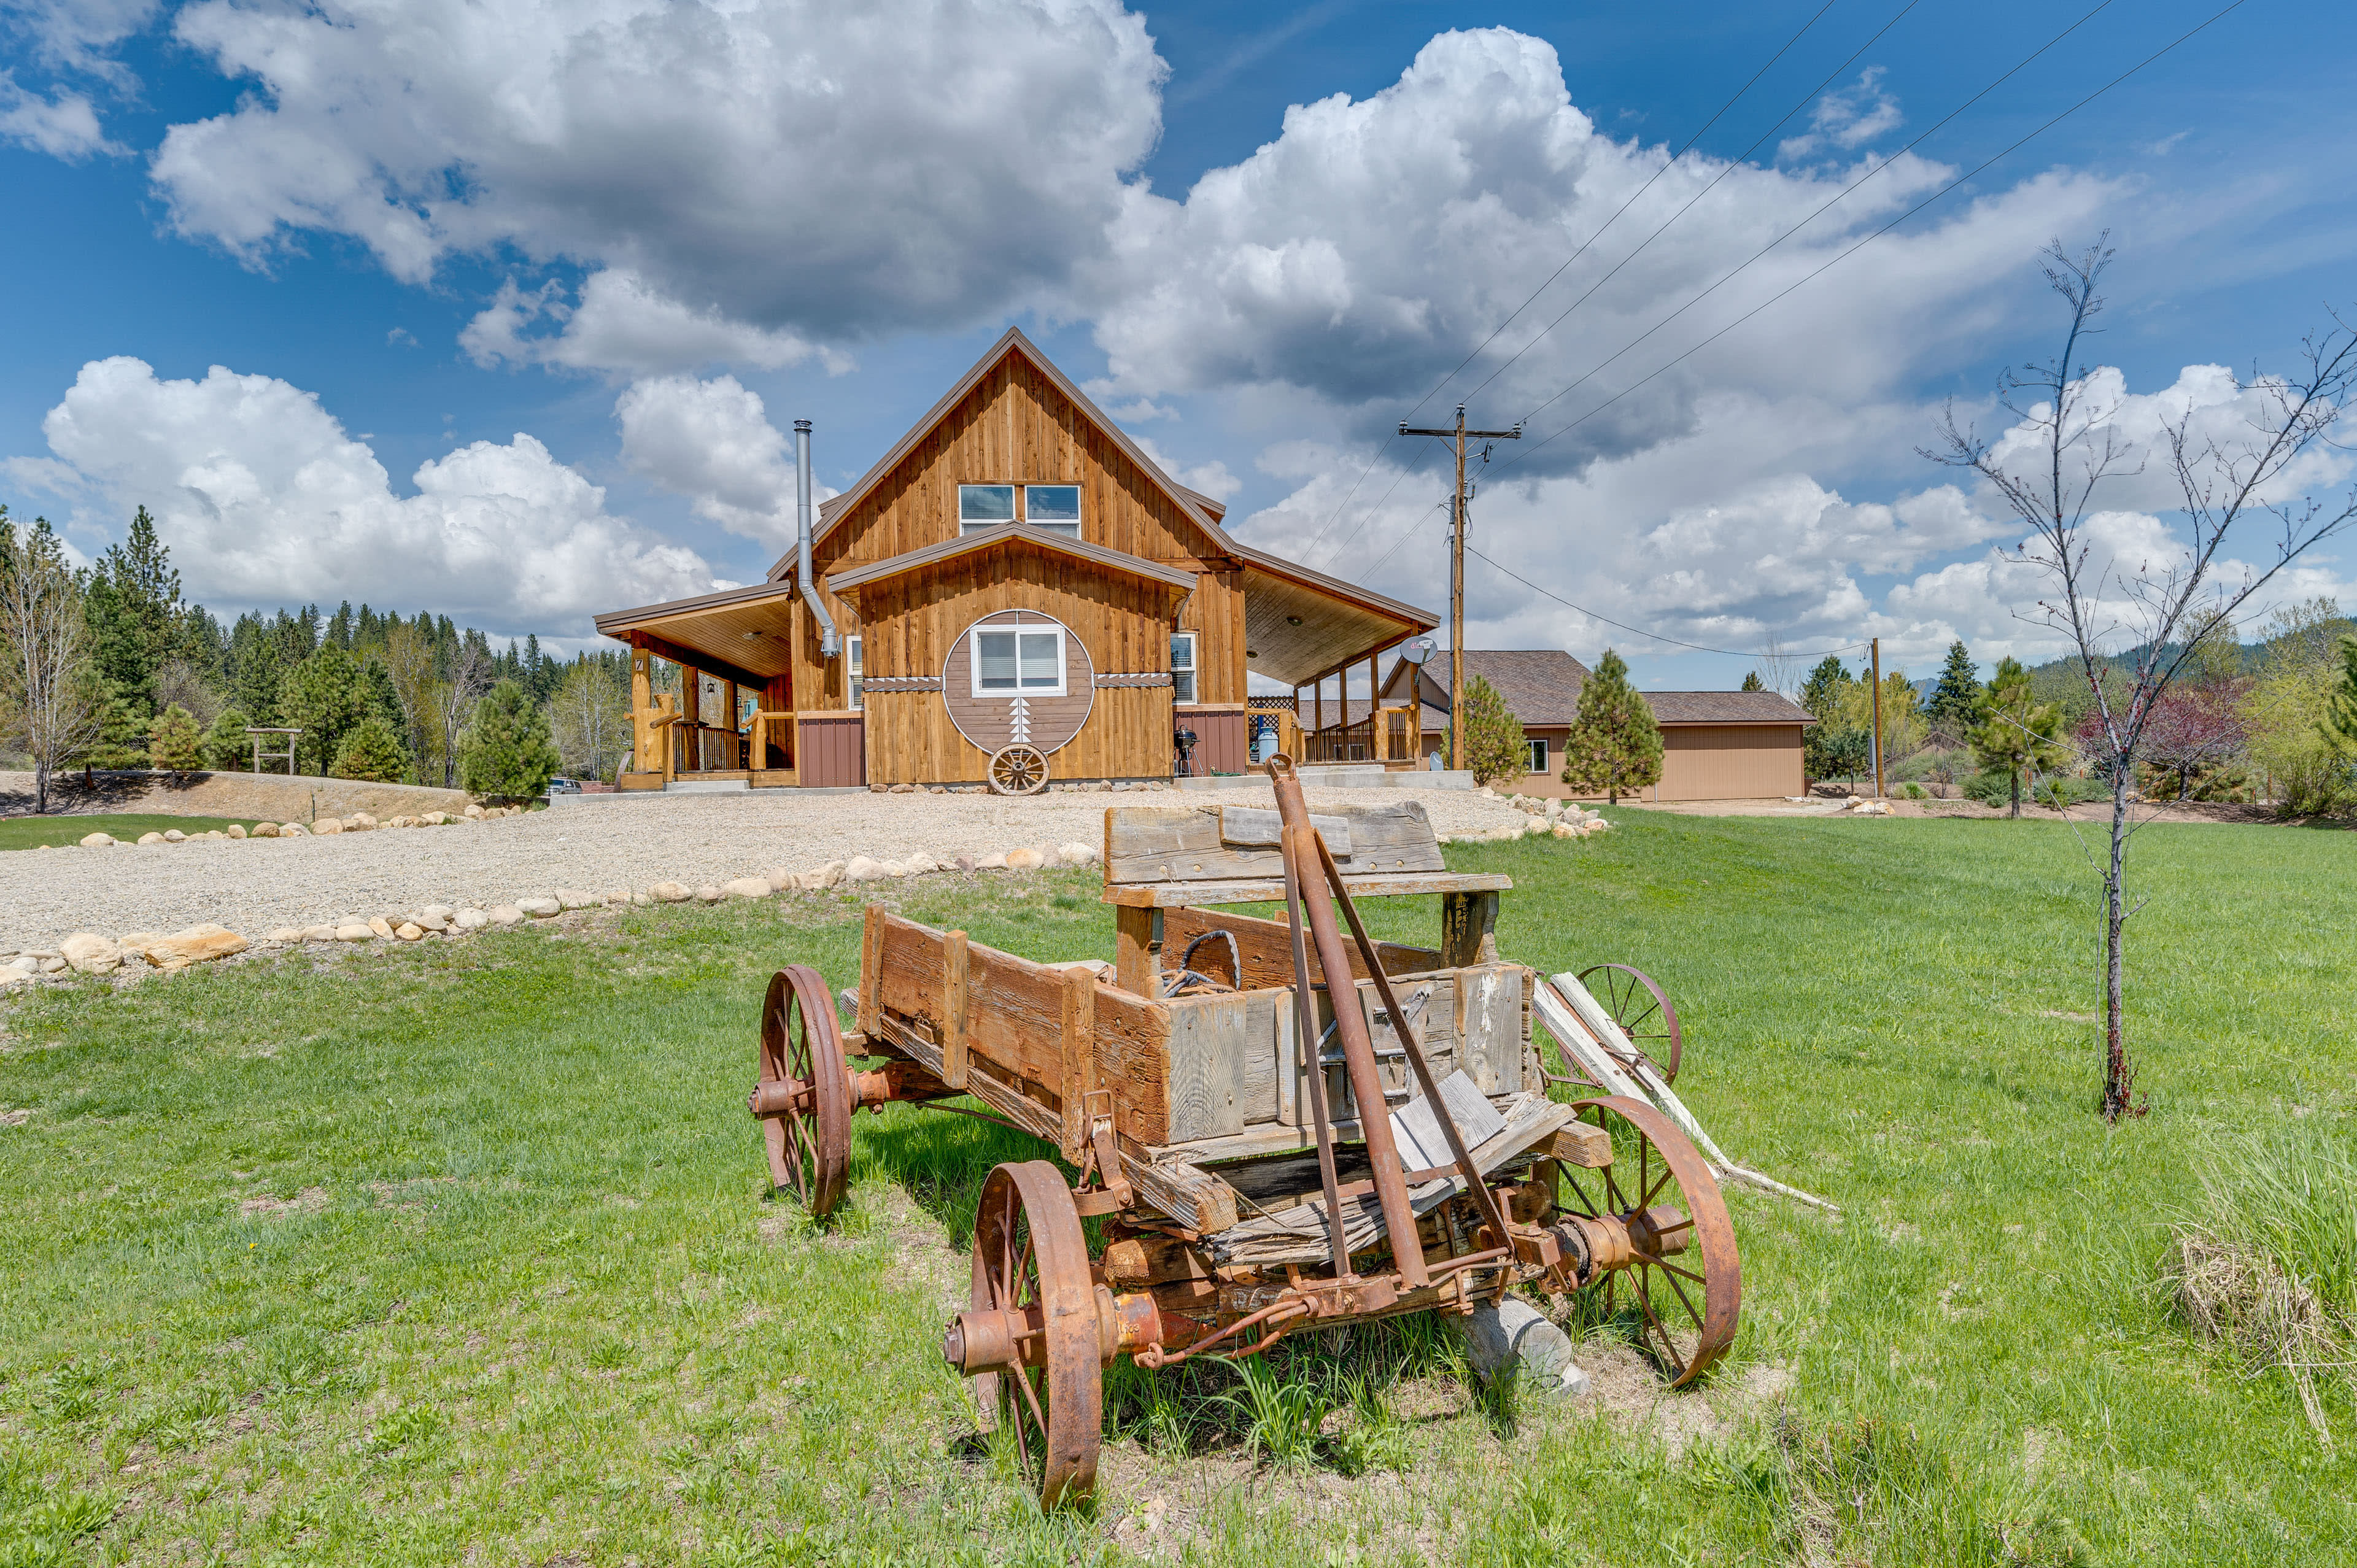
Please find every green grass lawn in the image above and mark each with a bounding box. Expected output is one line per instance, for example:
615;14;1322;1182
2;812;2351;1565
0;815;262;852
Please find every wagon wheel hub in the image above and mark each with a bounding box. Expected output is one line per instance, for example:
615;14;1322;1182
988;743;1050;795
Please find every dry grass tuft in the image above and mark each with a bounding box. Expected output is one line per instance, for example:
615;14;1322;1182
2161;1230;2344;1444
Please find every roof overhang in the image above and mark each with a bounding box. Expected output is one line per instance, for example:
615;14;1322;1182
1230;541;1440;688
593;579;800;684
826;523;1196;600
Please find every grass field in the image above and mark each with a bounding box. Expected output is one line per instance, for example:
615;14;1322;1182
2;810;2351;1565
0;815;260;852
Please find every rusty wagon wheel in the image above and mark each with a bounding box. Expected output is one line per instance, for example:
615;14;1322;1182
970;1161;1102;1507
988;743;1050;796
1574;963;1683;1084
751;965;852;1216
1562;1096;1739;1387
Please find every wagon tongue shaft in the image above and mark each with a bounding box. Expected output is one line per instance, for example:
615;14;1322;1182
1264;755;1430;1289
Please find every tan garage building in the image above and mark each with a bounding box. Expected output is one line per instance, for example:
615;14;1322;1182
1319;651;1811;801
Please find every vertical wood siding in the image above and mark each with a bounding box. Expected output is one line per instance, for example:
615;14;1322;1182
794;347;1247;740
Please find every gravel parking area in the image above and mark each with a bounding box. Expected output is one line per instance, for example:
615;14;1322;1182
0;784;1527;948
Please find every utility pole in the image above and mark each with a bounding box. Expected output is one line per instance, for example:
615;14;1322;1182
1868;636;1885;799
1400;404;1520;771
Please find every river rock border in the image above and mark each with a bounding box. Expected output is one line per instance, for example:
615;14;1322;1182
3;789;1610;992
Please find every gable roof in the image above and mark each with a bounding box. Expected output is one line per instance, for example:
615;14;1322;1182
826;523;1196;597
1388;649;1594;727
1643;690;1814;725
768;326;1228;581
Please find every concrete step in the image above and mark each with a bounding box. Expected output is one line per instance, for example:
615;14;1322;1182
663;779;750;794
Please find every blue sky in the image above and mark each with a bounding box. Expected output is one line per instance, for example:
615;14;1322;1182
4;0;2353;691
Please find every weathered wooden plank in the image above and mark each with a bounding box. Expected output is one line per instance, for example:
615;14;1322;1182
1216;806;1352;854
1460;964;1525;1095
1544;1122;1613;1168
865;1006;1234;1232
1159;904;1441;992
1103;800;1444;886
1163;991;1255;1143
942;929;969;1090
1059;964;1095;1159
1440;889;1501;967
873;911;1171;1144
1101;871;1512;909
858;904;886;1038
1112;904;1157;995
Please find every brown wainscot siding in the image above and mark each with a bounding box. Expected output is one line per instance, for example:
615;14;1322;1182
850;547;1185;784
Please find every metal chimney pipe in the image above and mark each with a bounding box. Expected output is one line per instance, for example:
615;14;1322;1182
793;419;839;659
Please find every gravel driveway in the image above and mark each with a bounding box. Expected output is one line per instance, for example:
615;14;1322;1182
0;785;1527;947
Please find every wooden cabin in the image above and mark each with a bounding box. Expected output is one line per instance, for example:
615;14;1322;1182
596;329;1438;790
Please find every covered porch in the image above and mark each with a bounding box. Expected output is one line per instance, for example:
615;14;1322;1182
1229;544;1434;769
592;581;850;791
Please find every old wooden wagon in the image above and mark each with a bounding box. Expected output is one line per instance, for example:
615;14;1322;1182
749;759;1738;1504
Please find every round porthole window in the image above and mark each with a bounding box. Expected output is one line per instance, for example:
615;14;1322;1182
941;610;1095;757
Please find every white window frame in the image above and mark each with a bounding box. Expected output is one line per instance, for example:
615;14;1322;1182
1526;736;1548;775
846;636;864;710
1170;630;1199;705
970;624;1066;698
958;484;1016;535
1023;484;1083;538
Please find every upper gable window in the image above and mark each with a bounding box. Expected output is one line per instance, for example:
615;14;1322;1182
1023;485;1082;538
959;485;1015;533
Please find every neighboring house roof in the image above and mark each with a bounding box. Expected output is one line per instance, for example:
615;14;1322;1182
1643;691;1814;725
825;523;1196;597
1456;649;1593;725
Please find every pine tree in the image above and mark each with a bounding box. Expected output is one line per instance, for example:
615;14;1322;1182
85;682;150;769
278;646;368;775
1799;655;1851;720
202;706;254;771
83;506;182;713
1970;657;2066;818
2321;635;2357;752
459;679;560;801
148;704;202;771
1457;675;1528;787
331;714;411;783
1559;649;1663;803
1926;640;1982;733
1741;670;1763;691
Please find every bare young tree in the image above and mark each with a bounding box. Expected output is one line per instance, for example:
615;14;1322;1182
551;658;629;782
381;621;439;764
1930;238;2357;1119
431;637;492;789
0;514;103;813
1757;632;1800;700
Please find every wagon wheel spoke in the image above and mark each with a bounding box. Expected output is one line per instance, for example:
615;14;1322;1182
1568;1096;1740;1388
1657;1264;1706;1330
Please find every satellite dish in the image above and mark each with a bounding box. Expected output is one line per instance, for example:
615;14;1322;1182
1401;637;1439;666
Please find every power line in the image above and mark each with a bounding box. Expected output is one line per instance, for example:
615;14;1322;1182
1287;0;1846;567
1489;0;2250;481
1496;0;2118;438
1457;0;1925;409
1463;539;1870;659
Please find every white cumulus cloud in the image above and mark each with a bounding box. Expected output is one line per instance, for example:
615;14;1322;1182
150;0;1166;368
615;374;805;549
9;357;717;630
